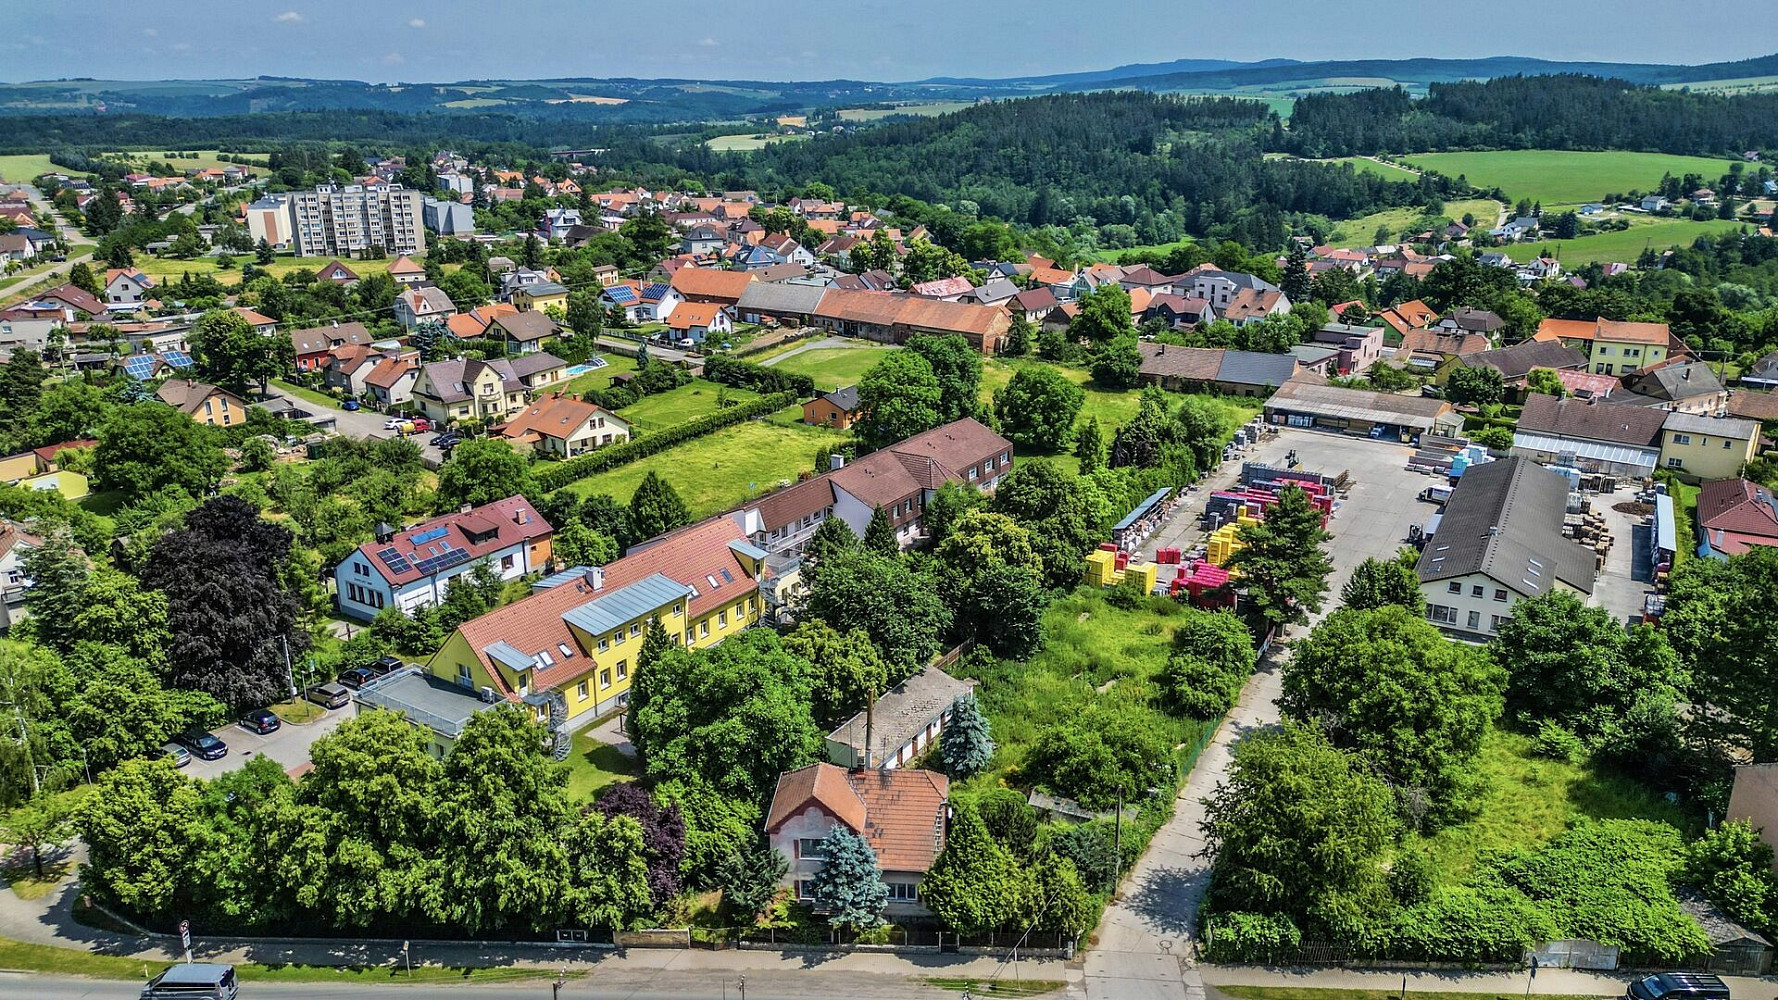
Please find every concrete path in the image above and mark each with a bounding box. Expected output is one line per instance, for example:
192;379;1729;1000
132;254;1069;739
1201;964;1776;997
758;335;879;367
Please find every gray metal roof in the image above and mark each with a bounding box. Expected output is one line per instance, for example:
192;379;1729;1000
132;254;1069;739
735;281;830;316
1215;349;1299;388
562;572;693;637
1512;430;1659;471
354;670;492;738
1662;410;1757;439
822;384;861;411
483;640;534;673
1415;456;1596;596
1267;379;1451;430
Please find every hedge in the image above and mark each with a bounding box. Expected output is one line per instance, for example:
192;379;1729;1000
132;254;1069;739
534;390;799;491
703;353;816;397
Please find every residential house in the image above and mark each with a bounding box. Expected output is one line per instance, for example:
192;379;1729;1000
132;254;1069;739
1727;390;1778;425
1009;287;1060;324
319;344;384;398
679;224;726;256
670;267;759;308
541;207;583;240
812;290;1010;354
1727;764;1778;872
1456;339;1589;391
0;440;94;500
765;763;948;915
1415;457;1597;641
1403;328;1490;373
665;302;733;343
444;303;519;341
419;516;768;732
1377;299;1440;338
1511;394;1670;476
289;321;377;371
394;286;458;331
1180;267;1280;311
334;496;553;622
728;418;1013;554
1441;307;1505;337
410;353;569;424
0;521;43;630
1117;265;1181;295
105;268;155;314
498;392;631;458
1659;411;1760;480
1288;344;1341;377
1221;287;1290;326
498;267;557;302
966;278;1021;308
488;311;560;355
316;259;361;286
386;255;426;286
802;385;861;430
1264;376;1463;440
1696;478;1778;557
1534;317;1675;375
1310;323;1384;375
232;307;278;336
363;355;419;410
1143;294;1215;330
1738;349;1778;390
511;281;569;315
1137;343;1301;397
832;269;897;292
908;276;974;302
156;379;248;427
1620;361;1727;413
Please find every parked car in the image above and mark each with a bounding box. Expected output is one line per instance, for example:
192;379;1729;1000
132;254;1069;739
369;654;403;677
383;416;405;430
431;433;462;448
238;709;280;735
306;682;351;710
175;730;228;761
337;666;377;689
411;417;432;432
342;399;361;411
1627;974;1731;1000
142;963;238;1000
159;743;192;768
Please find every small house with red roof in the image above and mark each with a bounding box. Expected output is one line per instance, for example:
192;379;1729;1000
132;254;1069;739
765;762;949;914
333;495;553;622
1697;478;1778;558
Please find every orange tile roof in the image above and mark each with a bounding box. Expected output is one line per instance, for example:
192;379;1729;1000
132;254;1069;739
1534;318;1601;342
387;254;424;275
669;267;758;304
766;763;949;872
1596;318;1671;346
445;303;518;339
364;357;416;389
667;302;725;330
499;392;610;443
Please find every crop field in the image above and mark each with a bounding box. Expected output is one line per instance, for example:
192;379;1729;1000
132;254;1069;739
837;101;974;121
705;133;810;152
1401;150;1744;206
1502;217;1748;266
0;154;86;183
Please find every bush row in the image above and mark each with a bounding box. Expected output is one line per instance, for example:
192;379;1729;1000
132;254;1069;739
703;353;817;397
534;390;799;492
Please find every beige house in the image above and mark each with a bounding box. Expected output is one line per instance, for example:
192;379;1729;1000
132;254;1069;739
410;354;567;425
155;379;249;427
1728;764;1778;872
498;392;631;458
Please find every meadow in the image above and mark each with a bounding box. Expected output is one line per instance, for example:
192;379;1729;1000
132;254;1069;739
836;101;975;121
613;379;759;433
1501;217;1748;266
0;154;84;183
1330;198;1502;245
766;344;900;390
704;133;811;152
1401;150;1745;206
128;254;406;282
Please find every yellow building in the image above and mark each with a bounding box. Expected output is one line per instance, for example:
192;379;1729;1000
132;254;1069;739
422;517;767;734
155;379;250;427
1533;317;1673;376
511;281;570;315
1660;412;1761;481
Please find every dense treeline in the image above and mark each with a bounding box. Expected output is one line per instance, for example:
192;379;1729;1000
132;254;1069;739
1282;76;1778;157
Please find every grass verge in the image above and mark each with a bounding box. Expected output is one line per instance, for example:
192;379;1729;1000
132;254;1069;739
927;978;1069;996
0;935;586;984
1219;989;1609;1000
3;861;71;901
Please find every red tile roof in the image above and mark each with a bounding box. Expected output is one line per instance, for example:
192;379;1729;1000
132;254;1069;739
1697;478;1778;555
358;495;551;588
766;763;949;872
670;267;758;304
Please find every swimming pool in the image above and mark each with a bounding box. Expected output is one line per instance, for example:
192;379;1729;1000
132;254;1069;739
563;360;608;377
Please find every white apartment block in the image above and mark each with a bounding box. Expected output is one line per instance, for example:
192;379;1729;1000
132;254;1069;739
286;185;426;257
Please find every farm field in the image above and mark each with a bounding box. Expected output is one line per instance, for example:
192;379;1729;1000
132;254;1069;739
705;133;810;152
614;379;759;432
1401;150;1744;206
0;154;87;183
1305;155;1420;180
836;101;974;121
767;343;899;390
1660;74;1778;95
102;148;267;175
1330;198;1502;245
558;411;849;516
1502;217;1748;266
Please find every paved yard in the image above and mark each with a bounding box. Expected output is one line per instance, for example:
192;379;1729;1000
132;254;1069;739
1589;484;1656;627
260;386;446;465
182;704;350;780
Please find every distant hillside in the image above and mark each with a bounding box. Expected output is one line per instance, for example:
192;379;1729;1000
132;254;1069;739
1078;53;1778;94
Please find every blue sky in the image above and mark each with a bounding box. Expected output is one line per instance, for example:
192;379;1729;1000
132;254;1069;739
7;0;1777;83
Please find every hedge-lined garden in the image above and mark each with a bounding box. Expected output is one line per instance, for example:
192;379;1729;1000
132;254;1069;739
534;390;799;491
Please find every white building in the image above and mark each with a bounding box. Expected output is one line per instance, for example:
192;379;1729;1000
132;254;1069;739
764;763;949;916
285;184;426;257
422;197;476;235
333;495;553;622
244;196;291;250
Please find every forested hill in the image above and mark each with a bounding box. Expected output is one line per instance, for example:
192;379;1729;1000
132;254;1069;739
1281;76;1778;158
687;92;1450;250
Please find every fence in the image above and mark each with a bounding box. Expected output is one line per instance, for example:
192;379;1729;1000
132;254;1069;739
615;928;692;949
738;924;944;951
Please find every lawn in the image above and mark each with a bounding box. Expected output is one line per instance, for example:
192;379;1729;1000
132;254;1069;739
1401;150;1745;206
616;379;759;432
559;412;850;517
767;344;900;391
1330;198;1502;245
927;978;1068;996
1409;728;1692;879
130;255;401;282
1103;236;1196;263
1300;156;1420;181
1502;217;1749;266
563;732;641;801
705;133;810;152
563;352;641;394
0;154;88;183
1220;989;1609;1000
270;378;340;410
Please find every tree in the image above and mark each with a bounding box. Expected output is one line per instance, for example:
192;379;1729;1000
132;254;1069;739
939;693;995;779
803;549;951;679
800;515;858;584
141;496;309;709
1226;486;1332;633
1069;284;1135;344
1074;417;1108;472
1444;365;1505;408
991;461;1110;589
1033;854;1095;939
1340;553;1426;614
808;825;889;931
1162;609;1257;719
63;643;219;772
553;520;619;568
857;351;943;451
1201;724;1396;938
1682;820;1778;935
714;836;790;924
1022;707;1173;811
1282;606;1505;828
1089;336;1143;389
906;334;982;423
922;480;985;550
781;622;888;729
1524;368;1566;398
0;351;45;434
627;470;691;542
1003;313;1033;357
862;505;898;556
565;289;605;338
993;365;1084;452
934;511;1048;659
975;787;1037;858
1489;591;1683;752
94;403;227;498
2;796;73;877
191;309;282;395
595;782;686;905
254;238;275;264
17;528;92;654
920;804;1034;935
79;758;204;922
1281;242;1313;304
436;439;534;510
1656;547;1778;761
67;261;101;297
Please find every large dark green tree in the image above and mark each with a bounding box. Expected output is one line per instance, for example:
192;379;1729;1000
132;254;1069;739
191;309;283;395
1340;552;1426;614
906;333;982;423
1227;486;1332;633
856;351;943;451
436;439;535;510
802;549;951;679
93;403;228;498
626;470;691;542
920;803;1034;936
991;460;1110;589
993;365;1084;452
1660;547;1778;761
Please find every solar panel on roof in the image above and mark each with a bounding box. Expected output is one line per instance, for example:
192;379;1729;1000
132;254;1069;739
643;283;670;299
376;547;412;574
160;351;193;368
411;526;450;545
606;286;637;304
123;356;156;380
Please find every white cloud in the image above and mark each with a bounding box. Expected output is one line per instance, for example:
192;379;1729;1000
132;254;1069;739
142;27;157;37
382;51;405;65
274;10;303;23
408;18;426;28
172;42;191;51
698;37;717;46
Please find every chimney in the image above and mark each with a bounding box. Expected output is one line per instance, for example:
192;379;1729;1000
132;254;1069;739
830;453;845;471
859;685;876;772
582;567;605;591
460;503;473;515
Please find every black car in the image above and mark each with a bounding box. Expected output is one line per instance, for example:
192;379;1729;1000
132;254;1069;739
369;654;403;677
1627;974;1731;1000
176;730;228;761
430;433;461;448
337;666;377;689
238;709;280;735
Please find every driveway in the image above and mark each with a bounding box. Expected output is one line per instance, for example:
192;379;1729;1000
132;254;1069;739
1085;428;1445;1000
182;703;351;780
260;385;446;465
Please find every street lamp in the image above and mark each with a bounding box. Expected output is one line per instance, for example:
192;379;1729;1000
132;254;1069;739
553;966;567;1000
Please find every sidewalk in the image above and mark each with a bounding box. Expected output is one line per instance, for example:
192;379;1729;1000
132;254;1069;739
1200;964;1775;998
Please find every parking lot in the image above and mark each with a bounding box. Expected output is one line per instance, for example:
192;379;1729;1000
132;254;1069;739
182;702;351;780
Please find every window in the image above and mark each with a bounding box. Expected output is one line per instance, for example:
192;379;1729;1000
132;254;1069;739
1724;440;1733;449
630;622;641;637
615;630;626;646
1493;589;1508;603
700;621;710;638
718;610;728;628
1447;581;1461;594
674;602;683;616
1490;615;1509;632
794;880;816;901
501;554;516;571
616;659;628;680
1470;585;1484;598
795;838;827;860
1467;610;1481;630
577;680;588;700
598;637;609;652
747;597;756;614
457;661;472;685
600;668;611;689
1667;457;1684;468
1429;604;1457;624
1673;434;1692;445
887;882;919;902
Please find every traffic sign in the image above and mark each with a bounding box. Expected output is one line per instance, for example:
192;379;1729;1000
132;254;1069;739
179;920;191;951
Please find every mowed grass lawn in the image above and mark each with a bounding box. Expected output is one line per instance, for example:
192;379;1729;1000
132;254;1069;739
768;344;900;391
563;733;641;801
1402;150;1745;206
1503;217;1749;266
615;379;758;432
1409;728;1692;879
563;352;641;394
0;153;88;183
1308;156;1420;180
560;411;850;516
1331;198;1502;245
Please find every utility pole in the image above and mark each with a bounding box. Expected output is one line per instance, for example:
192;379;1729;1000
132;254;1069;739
281;634;297;700
4;702;38;796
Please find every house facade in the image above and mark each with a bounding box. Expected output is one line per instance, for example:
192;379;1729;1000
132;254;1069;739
155;380;248;427
334;495;553;622
766;764;949;916
395;286;457;331
1534;317;1674;375
410;354;568;424
105;269;155;313
0;521;43;630
1660;412;1760;480
802;386;861;430
498;392;631;458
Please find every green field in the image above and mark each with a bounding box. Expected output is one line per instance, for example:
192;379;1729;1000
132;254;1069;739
1502;217;1748;266
563;733;640;800
130;254;405;282
1306;155;1420;180
705;133;810;152
837;101;975;121
0;154;86;183
1401;150;1744;206
1330;198;1502;245
1104;236;1196;263
1661;74;1778;95
560;411;849;515
615;379;758;432
767;344;900;391
102;149;266;176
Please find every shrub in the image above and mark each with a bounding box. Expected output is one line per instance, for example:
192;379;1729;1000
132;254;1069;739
703;353;816;397
1201;911;1303;962
1531;720;1585;763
